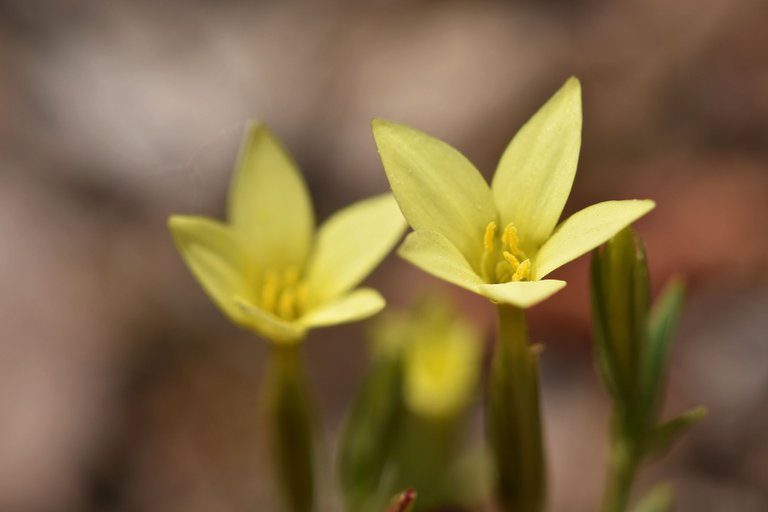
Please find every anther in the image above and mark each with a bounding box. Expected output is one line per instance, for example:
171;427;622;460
278;288;296;321
502;251;520;270
260;270;279;313
483;221;497;253
502;223;522;255
511;259;531;282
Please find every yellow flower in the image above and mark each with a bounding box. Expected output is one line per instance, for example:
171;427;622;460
400;298;482;419
372;77;655;308
169;122;406;344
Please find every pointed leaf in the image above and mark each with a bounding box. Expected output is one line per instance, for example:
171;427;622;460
590;248;621;402
373;119;497;264
646;406;707;460
641;279;685;420
631;484;674;512
533;199;656;279
228;122;314;270
306;194;405;305
492;77;582;254
478;280;566;308
338;352;404;511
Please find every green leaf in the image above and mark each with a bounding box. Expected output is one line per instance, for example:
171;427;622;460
640;279;685;424
590;227;650;409
631;484;674;512
646;406;707;460
590;248;620;403
338;349;404;511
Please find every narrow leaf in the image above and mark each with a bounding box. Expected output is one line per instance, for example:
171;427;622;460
640;279;685;425
631;484;674;512
338;351;404;509
646;406;707;460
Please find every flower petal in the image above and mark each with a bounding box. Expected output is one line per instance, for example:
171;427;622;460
305;194;406;305
235;298;306;344
372;119;497;263
168;215;253;324
491;77;582;254
478;280;567;308
227;122;314;269
533;199;656;279
299;288;385;329
397;230;484;293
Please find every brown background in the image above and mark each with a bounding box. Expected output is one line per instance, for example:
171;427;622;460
1;0;767;510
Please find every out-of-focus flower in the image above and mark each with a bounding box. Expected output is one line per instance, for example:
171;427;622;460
400;298;482;419
372;77;654;308
169;122;406;343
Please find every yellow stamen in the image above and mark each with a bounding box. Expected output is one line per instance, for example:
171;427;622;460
502;251;520;270
511;259;531;282
483;221;497;253
278;288;297;321
296;283;309;310
260;270;279;313
502;223;522;255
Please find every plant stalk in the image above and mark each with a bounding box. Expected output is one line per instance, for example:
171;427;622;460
487;304;545;512
264;343;315;512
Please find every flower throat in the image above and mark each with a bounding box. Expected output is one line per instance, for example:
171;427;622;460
480;221;531;283
259;266;308;321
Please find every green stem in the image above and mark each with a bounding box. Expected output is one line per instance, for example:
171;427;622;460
487;305;546;512
602;425;638;512
264;344;315;512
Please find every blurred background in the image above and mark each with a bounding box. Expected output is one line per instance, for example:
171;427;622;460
1;0;767;510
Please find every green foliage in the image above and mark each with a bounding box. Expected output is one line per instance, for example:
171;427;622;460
263;346;316;512
337;297;486;512
591;227;706;512
488;306;545;512
630;484;674;512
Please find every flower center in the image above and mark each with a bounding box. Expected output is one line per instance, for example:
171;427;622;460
258;266;308;321
480;221;532;283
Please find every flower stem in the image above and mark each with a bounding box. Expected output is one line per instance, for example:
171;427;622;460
264;344;315;512
602;435;638;512
487;305;546;512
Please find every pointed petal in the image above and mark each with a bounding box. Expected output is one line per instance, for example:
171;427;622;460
168;215;253;324
227;122;314;269
533;199;656;279
478;280;567;308
299;288;385;329
235;298;306;344
305;194;406;305
372;119;497;263
397;230;484;293
492;77;582;253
